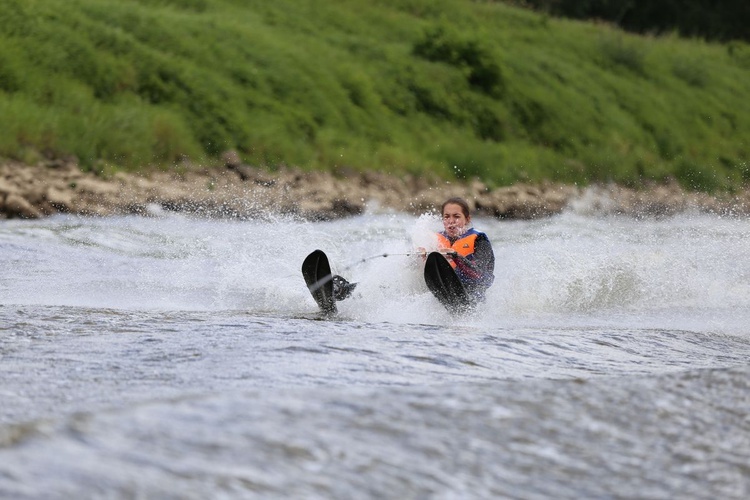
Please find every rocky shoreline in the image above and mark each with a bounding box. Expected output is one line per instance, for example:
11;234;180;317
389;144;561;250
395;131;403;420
2;154;749;220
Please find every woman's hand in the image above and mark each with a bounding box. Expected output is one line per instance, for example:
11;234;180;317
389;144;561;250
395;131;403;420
438;248;458;261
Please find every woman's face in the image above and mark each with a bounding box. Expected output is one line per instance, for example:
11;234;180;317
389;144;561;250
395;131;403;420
442;203;469;238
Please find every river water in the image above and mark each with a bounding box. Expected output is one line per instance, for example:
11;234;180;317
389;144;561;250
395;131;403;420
1;204;749;499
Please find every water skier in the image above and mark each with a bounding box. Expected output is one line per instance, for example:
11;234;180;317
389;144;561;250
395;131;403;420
302;197;494;314
422;197;495;302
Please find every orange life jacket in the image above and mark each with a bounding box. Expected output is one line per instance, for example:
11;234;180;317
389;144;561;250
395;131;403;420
436;229;480;268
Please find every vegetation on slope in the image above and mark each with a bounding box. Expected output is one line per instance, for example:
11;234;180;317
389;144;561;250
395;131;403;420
0;0;749;190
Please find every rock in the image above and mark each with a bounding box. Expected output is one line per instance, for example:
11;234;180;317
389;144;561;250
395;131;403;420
331;198;364;217
4;193;41;219
0;177;15;197
46;186;74;212
234;165;255;182
222;150;242;169
74;178;120;195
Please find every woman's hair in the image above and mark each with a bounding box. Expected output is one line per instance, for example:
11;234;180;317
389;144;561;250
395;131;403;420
441;197;471;219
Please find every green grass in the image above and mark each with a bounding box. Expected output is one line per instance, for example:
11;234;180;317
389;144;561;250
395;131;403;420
1;0;749;191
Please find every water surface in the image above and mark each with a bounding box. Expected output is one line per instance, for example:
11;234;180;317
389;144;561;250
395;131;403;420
1;209;749;498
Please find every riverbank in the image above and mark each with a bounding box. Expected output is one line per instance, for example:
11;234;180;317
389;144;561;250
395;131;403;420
2;155;749;221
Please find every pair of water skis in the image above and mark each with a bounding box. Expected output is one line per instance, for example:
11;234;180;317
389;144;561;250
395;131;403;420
301;249;473;317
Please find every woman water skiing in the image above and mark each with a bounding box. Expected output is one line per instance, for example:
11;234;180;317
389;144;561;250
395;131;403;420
423;197;495;302
302;196;493;315
341;196;495;303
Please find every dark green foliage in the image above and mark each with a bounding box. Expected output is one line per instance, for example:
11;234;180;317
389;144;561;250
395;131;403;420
0;39;24;92
413;23;505;97
130;0;209;11
597;33;647;75
727;42;750;69
671;55;710;88
512;0;750;43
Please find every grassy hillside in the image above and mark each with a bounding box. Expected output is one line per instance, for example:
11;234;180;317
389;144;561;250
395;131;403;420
1;0;749;190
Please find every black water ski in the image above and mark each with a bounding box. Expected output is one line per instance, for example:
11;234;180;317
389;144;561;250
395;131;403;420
424;251;473;315
302;250;337;315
